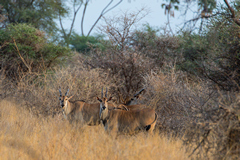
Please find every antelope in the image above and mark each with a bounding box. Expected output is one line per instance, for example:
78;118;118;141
97;90;158;135
59;88;127;125
117;88;146;111
97;88;129;111
124;88;145;106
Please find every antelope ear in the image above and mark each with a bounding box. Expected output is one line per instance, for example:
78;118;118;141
97;97;102;102
107;97;112;102
68;96;73;100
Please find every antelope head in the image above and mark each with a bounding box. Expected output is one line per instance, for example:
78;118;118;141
125;88;145;105
97;87;112;120
59;88;73;116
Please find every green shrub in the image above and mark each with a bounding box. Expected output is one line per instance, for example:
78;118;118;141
176;11;240;90
176;32;209;76
69;32;105;54
131;24;180;68
203;16;240;91
0;23;71;81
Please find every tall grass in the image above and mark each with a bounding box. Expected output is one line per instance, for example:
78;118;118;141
0;100;191;160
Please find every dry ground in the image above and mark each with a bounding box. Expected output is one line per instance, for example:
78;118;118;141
0;100;191;160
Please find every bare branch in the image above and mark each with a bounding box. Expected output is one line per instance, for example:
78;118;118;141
166;10;174;35
102;0;123;15
12;38;31;73
81;0;89;36
189;129;211;157
68;0;82;38
59;13;67;40
178;12;221;33
99;8;149;51
87;0;123;37
58;0;82;46
224;0;240;26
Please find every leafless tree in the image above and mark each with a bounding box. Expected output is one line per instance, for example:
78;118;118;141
99;7;149;51
58;0;123;46
59;0;82;46
83;0;123;37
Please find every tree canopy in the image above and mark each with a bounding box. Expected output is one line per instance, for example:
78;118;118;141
0;0;68;34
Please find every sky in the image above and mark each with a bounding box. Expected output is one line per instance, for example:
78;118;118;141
61;0;202;36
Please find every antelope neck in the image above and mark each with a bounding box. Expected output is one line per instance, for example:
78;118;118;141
101;109;110;126
64;100;72;115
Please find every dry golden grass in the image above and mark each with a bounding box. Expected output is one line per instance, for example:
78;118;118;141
0;100;191;160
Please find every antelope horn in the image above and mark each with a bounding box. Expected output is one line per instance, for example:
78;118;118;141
105;87;108;98
59;87;62;96
134;88;145;97
121;96;125;103
101;87;103;98
65;89;69;96
122;105;129;111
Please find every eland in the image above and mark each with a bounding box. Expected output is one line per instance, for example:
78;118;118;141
97;89;158;135
59;88;128;125
124;88;145;106
117;88;146;111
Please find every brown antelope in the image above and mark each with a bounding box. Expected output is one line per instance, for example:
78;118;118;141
59;88;127;125
97;88;129;111
117;88;146;111
124;88;145;106
97;90;158;135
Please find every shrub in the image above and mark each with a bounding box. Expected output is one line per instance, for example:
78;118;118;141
87;10;154;103
176;32;208;76
0;54;115;117
184;92;240;159
69;32;105;54
87;49;153;103
203;20;240;91
141;68;214;136
0;23;71;81
176;11;240;91
131;24;180;67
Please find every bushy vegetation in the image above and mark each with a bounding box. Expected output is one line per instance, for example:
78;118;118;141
0;23;71;81
1;4;240;159
69;32;105;54
0;0;66;34
132;24;179;67
176;10;240;91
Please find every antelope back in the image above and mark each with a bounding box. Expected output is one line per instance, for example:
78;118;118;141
124;104;146;111
103;107;157;134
